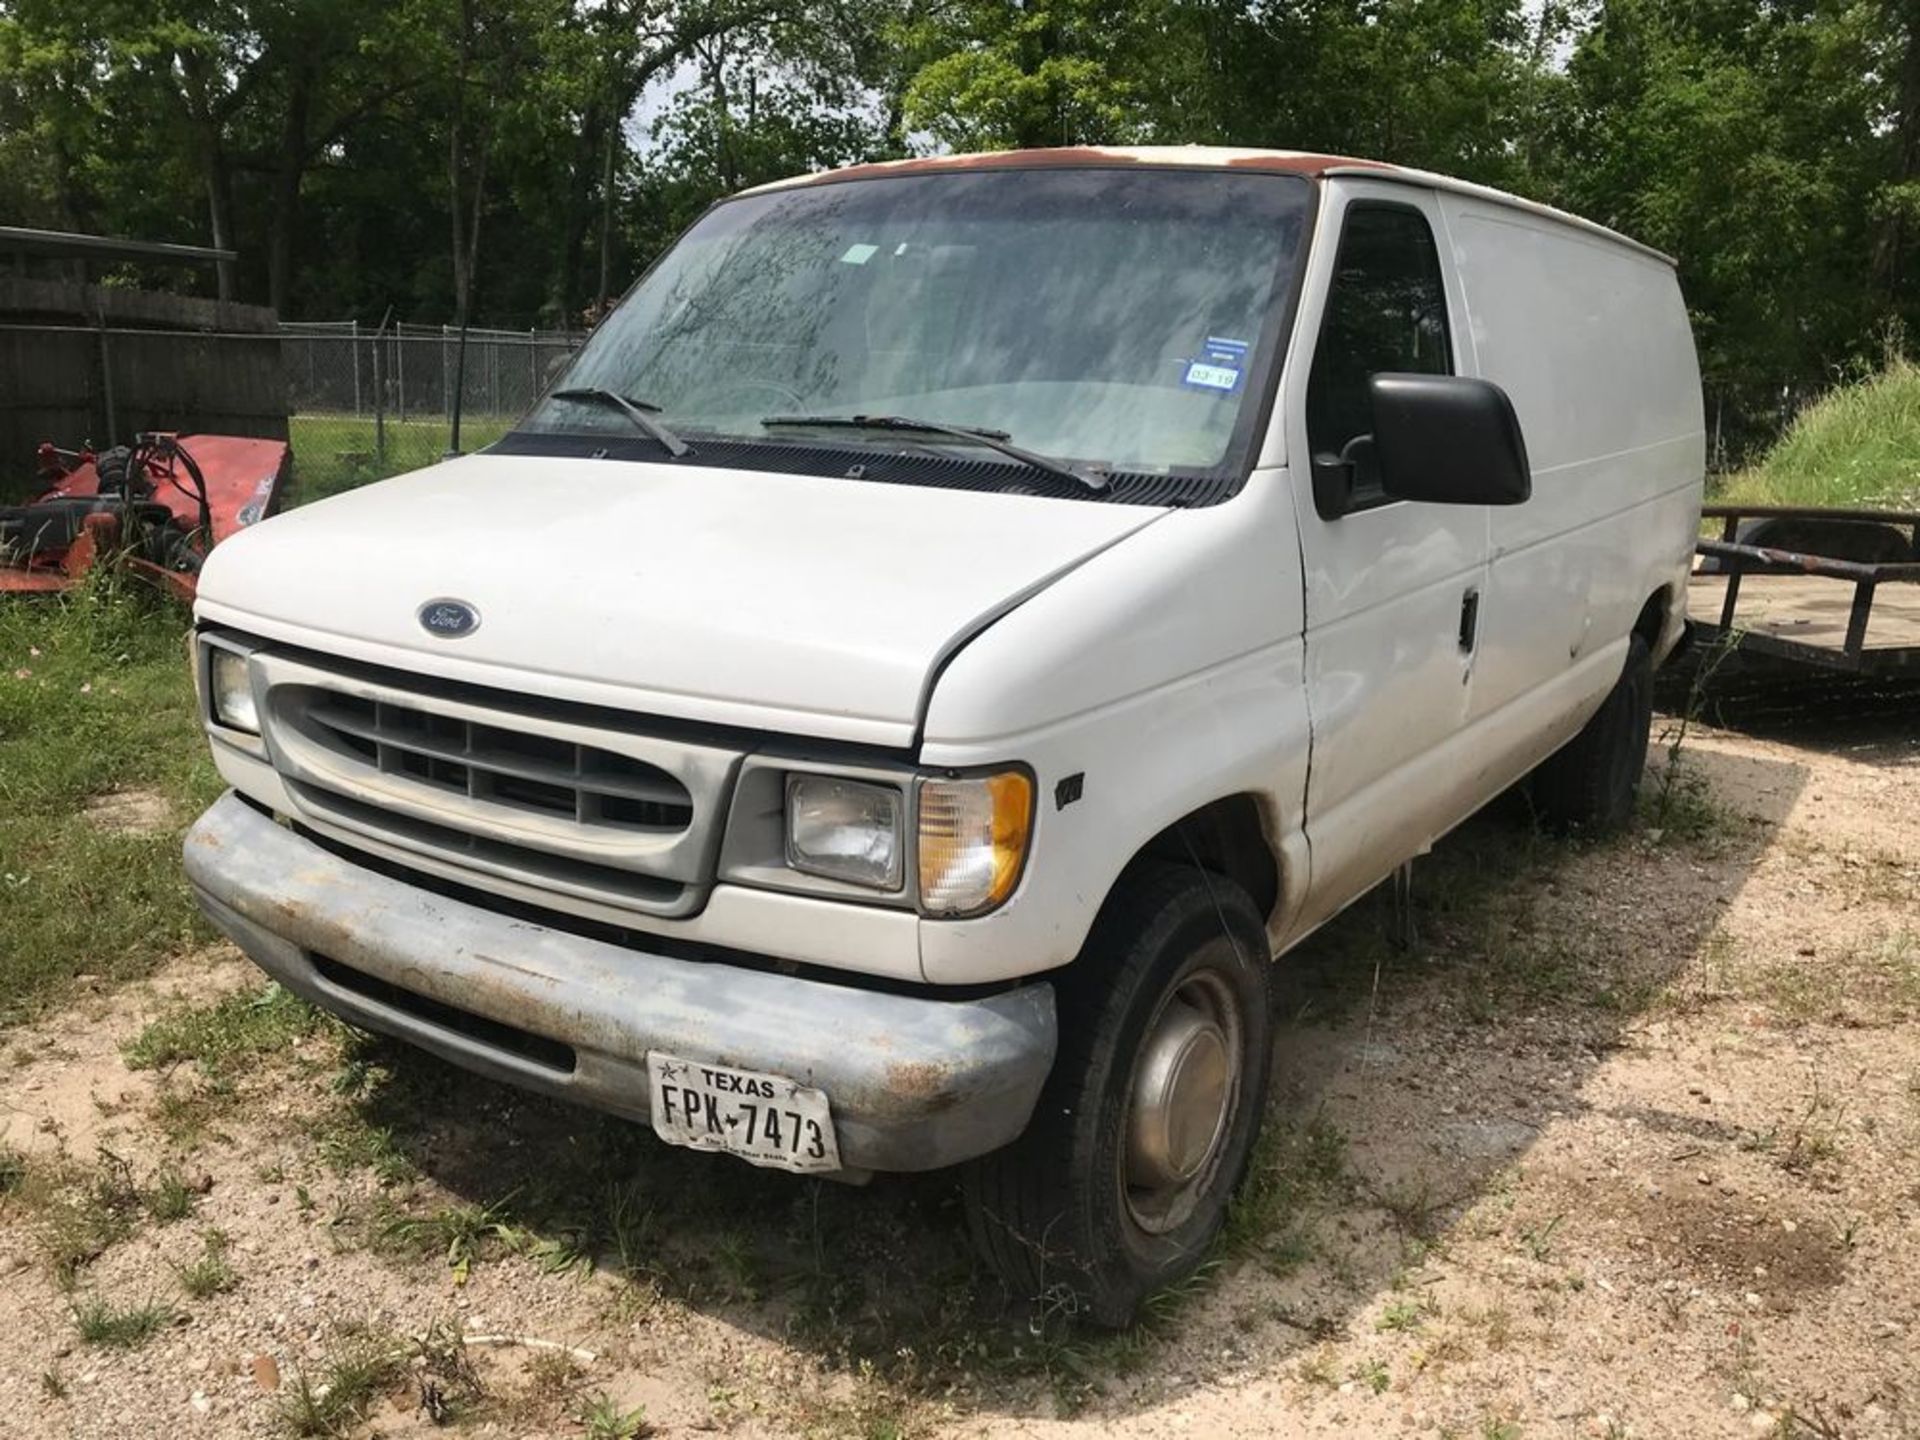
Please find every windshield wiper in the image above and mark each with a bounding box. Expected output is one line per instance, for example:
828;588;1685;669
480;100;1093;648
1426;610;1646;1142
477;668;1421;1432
762;413;1109;493
550;387;691;458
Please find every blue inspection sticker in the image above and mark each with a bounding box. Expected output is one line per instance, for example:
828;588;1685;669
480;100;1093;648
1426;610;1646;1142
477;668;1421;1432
1183;336;1250;393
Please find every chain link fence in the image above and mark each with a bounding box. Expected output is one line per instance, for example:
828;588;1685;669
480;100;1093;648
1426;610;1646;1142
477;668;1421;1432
280;321;586;502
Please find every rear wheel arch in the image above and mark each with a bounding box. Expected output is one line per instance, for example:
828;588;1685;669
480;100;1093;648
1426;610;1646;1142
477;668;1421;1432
1634;584;1675;660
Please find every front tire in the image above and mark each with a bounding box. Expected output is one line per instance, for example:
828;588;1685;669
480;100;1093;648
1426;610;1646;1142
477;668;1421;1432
1527;632;1653;833
963;860;1273;1327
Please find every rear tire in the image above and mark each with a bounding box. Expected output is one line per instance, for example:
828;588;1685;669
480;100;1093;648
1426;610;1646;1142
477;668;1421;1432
963;860;1273;1327
1527;633;1653;833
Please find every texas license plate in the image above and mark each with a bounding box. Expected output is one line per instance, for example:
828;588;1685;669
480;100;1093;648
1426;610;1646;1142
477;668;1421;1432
646;1052;841;1174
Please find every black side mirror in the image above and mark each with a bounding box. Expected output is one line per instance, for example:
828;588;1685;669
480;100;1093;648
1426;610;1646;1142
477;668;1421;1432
1369;372;1531;506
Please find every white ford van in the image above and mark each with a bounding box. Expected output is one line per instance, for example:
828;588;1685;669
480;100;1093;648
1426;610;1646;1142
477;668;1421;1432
185;147;1703;1324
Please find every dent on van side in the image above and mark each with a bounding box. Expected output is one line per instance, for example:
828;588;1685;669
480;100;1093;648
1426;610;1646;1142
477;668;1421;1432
183;146;1704;1326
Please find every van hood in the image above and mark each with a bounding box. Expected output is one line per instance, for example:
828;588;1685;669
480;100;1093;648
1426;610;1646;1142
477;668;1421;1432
195;452;1167;747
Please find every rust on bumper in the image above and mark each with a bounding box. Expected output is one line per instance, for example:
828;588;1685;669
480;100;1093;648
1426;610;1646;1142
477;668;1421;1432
184;791;1056;1172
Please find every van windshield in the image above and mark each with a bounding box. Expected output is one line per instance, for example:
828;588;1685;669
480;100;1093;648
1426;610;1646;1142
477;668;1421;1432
518;167;1311;486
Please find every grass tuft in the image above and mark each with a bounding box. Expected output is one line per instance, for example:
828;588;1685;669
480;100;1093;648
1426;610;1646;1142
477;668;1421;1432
124;983;324;1076
277;1324;408;1438
174;1230;237;1298
145;1166;196;1223
579;1393;651;1440
374;1197;521;1284
72;1293;175;1348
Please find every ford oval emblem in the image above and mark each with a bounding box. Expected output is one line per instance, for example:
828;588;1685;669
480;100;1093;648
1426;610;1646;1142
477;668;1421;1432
418;598;480;639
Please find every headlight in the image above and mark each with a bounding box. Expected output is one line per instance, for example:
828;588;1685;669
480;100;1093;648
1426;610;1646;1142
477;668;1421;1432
785;775;903;890
918;770;1033;917
207;647;259;734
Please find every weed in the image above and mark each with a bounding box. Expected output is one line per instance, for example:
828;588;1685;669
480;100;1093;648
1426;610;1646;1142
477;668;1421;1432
310;1110;416;1183
605;1179;654;1271
1222;1114;1347;1272
145;1166;195;1223
1775;1087;1845;1176
40;1369;67;1399
125;983;323;1076
523;1346;583;1400
0;1144;25;1196
174;1231;237;1299
72;1294;175;1348
1374;1172;1449;1240
712;1230;762;1301
1481;1416;1524;1440
1378;1298;1427;1333
1465;1303;1515;1350
277;1324;407;1438
1520;1214;1565;1262
1350;1357;1391;1394
151;1079;235;1148
413;1318;485;1424
1297;1345;1340;1386
579;1392;651;1440
376;1198;520;1284
31;1148;146;1286
1642;629;1735;844
1422;1325;1474;1366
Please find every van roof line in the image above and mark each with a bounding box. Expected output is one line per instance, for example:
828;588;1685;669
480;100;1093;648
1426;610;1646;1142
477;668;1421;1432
747;145;1676;269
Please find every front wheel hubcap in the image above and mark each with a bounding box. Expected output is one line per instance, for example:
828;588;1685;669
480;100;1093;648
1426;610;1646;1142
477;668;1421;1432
1123;969;1242;1235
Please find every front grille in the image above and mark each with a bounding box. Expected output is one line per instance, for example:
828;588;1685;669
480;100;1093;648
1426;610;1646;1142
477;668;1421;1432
285;779;686;909
301;691;693;832
253;651;741;923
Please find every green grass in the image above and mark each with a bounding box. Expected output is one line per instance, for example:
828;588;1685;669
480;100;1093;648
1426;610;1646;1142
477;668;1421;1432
0;578;216;1026
1714;358;1920;510
72;1293;175;1348
144;1166;196;1223
278;1324;409;1438
173;1231;237;1298
578;1394;650;1440
288;411;515;505
124;983;324;1076
27;1149;147;1286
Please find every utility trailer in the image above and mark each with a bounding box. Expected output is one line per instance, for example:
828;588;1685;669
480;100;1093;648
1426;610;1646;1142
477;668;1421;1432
1686;504;1920;676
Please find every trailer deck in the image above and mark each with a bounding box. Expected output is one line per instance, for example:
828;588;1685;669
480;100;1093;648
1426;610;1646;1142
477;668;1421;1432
1687;504;1920;675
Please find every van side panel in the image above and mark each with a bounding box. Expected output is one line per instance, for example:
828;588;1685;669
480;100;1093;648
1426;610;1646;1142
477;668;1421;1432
1443;198;1705;753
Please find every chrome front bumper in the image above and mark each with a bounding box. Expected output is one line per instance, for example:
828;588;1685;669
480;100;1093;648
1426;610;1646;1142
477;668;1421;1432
183;791;1056;1172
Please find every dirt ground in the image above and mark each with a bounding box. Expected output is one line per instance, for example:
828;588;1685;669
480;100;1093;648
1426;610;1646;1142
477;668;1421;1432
1;708;1915;1440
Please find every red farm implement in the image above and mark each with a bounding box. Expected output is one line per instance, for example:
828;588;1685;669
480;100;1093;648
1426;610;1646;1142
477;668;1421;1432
1;433;291;603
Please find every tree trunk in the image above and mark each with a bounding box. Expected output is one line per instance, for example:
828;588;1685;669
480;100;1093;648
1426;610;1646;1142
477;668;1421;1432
267;62;315;316
205;144;236;303
595;108;620;319
1872;1;1920;302
176;47;238;302
550;98;608;322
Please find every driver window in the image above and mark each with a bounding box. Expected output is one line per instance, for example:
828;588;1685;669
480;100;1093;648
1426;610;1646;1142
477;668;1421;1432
1306;204;1452;506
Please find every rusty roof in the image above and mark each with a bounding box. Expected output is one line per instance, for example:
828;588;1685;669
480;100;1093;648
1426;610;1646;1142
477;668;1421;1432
742;146;1673;266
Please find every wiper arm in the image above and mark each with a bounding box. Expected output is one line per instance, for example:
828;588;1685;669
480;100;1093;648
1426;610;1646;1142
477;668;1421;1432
762;413;1109;493
550;387;691;458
